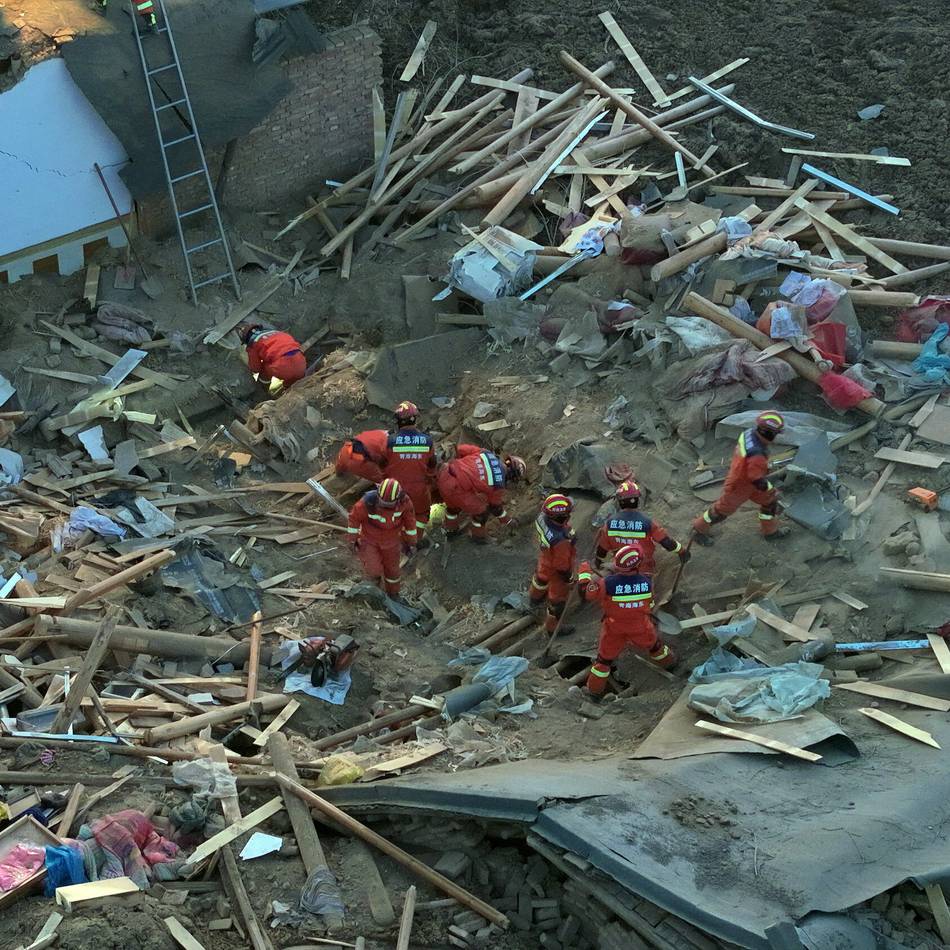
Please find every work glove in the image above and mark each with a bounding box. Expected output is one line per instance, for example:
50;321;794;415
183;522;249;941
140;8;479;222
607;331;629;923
678;548;692;565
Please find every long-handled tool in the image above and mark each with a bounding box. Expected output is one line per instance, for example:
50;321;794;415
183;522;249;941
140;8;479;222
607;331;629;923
306;477;349;520
537;583;581;666
665;536;694;603
93;162;164;298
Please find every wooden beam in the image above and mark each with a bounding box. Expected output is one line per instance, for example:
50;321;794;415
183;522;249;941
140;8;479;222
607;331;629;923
164;918;207;950
746;604;814;643
795;198;907;273
399;20;437;82
874;446;945;469
49;609;119;735
253;699;300;747
53;782;85;836
146;693;288;744
396;886;417;950
835;681;950;712
925;884;950;945
781;147;910;166
277;775;508;927
859;707;940;748
245;611;262;701
597;11;668;105
928;634;950;675
559;51;712;174
695;720;822;762
55;877;139;912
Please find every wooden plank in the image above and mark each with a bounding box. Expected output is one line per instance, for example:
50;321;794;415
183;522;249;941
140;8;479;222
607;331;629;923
860;707;940;749
53;783;85;837
874;446;945;469
252;699;300;747
83;265;100;309
791;604;821;632
835;681;950;712
245;611;263;701
24;366;100;385
396;885;417;950
695;720;822;762
880;566;950;592
49;610;119;735
660;58;749;105
137;436;195;460
362;743;448;781
164;917;208;950
0;597;67;609
203;279;283;346
781;147;910;167
55;877;139;912
40;321;177;391
928;634;950;675
832;592;868;611
428;74;465;119
372;86;386;162
812;217;846;261
746;604;814;643
472;75;556;100
184;797;284;869
754;178;820;232
925;884;950;945
507;87;541;157
598;11;668;105
794;198;907;273
399;20;437;82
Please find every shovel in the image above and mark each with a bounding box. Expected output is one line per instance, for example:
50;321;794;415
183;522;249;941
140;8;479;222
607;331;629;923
93;162;164;299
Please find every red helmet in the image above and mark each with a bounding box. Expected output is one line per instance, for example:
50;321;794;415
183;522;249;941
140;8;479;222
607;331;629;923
541;493;573;518
394;401;419;423
756;411;785;436
614;544;643;573
377;478;402;506
615;480;642;504
505;455;527;480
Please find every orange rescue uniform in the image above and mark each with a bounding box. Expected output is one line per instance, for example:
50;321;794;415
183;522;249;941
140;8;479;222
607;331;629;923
335;429;389;483
383;427;436;530
529;513;576;633
594;510;682;574
347;488;416;596
436;445;510;540
246;330;307;387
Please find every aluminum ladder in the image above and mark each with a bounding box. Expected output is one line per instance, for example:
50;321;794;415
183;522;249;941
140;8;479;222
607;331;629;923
129;0;240;303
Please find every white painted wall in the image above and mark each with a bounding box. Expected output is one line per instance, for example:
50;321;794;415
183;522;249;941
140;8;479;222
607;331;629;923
0;58;132;259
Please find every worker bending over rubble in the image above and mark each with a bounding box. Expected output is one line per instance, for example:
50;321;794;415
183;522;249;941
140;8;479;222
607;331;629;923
578;545;677;699
530;494;577;636
383;401;437;543
347;478;416;598
436;444;526;543
692;411;789;543
237;321;307;394
133;0;158;29
335;429;388;483
594;480;689;574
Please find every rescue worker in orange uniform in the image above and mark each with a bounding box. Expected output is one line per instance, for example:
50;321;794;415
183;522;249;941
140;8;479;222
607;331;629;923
529;494;577;635
577;545;676;698
594;480;689;575
692;411;788;544
238;323;307;391
335;430;389;484
346;478;416;597
436;445;526;543
383;402;437;541
133;0;157;28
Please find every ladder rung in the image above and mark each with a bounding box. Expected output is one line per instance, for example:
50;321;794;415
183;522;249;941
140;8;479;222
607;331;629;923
185;238;223;254
147;63;177;76
179;203;214;219
155;27;169;33
192;273;232;290
162;133;197;148
170;169;203;184
156;98;187;112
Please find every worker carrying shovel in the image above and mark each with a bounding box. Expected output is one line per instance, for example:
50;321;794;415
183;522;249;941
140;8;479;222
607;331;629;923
237;322;307;395
692;411;789;544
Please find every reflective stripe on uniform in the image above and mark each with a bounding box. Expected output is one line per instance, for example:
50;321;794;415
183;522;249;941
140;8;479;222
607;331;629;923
136;0;154;9
385;576;400;584
346;527;359;534
758;513;775;520
611;593;651;603
392;446;430;453
577;571;592;581
479;453;496;486
589;665;610;678
651;644;671;660
367;513;387;523
607;528;646;538
416;521;427;530
672;541;683;553
404;528;418;537
530;577;548;591
702;510;713;524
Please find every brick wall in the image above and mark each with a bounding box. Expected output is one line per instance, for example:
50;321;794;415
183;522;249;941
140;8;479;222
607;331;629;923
137;24;382;237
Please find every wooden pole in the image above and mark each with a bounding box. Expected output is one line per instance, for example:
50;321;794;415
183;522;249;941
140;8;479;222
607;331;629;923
47;616;267;663
867;236;950;262
396;886;417;950
650;232;727;282
146;693;288;744
477;615;535;652
245;611;262;701
50;608;120;735
277;776;508;929
869;340;922;360
452;62;616;175
309;703;432;752
682;292;886;416
877;261;950;288
0;665;43;708
558;51;715;176
879;567;950;593
482;97;607;228
848;289;920;308
60;550;176;615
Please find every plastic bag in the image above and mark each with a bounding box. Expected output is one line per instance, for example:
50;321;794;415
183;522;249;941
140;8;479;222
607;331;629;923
716;216;753;243
172;758;238;800
43;844;86;895
819;371;872;410
318;755;364;787
472;656;529;693
912;323;950;383
0;844;45;891
809;321;847;369
780;274;848;322
300;866;345;919
895;296;950;343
